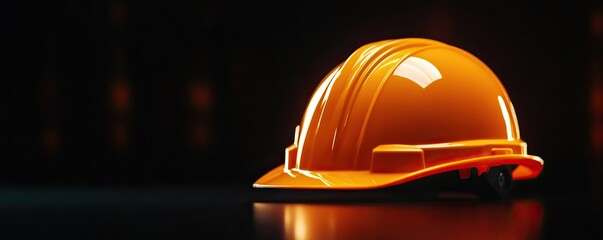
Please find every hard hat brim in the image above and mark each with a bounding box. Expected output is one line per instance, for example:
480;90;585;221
253;155;543;190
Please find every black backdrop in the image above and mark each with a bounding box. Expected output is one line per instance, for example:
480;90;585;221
6;0;602;200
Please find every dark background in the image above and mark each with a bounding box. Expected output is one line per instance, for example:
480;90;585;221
5;0;602;214
4;0;603;238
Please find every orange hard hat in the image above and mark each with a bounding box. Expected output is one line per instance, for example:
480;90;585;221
254;38;543;194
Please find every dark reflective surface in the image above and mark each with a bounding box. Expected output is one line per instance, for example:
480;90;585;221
0;185;599;239
255;201;543;240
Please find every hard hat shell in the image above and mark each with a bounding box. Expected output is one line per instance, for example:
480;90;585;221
254;38;543;189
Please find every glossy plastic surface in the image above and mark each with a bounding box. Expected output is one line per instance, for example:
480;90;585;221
254;38;543;189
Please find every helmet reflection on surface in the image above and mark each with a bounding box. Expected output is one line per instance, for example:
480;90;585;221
254;201;543;240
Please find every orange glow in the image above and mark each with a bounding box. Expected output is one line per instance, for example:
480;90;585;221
109;76;130;152
254;200;543;240
255;38;543;190
189;82;212;111
188;82;212;150
111;80;130;113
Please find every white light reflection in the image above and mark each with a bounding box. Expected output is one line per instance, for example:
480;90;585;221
296;169;332;187
509;101;521;139
294;125;300;146
283;147;295;177
393;56;442;88
415;143;462;149
331;128;338;150
314;67;339;139
294;205;308;240
297;67;341;168
497;95;514;141
284;205;309;240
